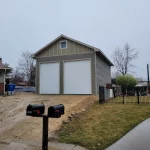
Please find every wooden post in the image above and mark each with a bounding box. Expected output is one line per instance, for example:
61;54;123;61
113;87;116;98
137;94;140;104
42;116;48;150
99;86;105;104
136;87;140;104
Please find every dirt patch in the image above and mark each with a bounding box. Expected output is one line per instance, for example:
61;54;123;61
0;93;97;145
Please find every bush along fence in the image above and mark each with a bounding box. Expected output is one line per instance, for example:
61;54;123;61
99;86;150;104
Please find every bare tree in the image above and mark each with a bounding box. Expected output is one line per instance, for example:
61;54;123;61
10;68;25;83
112;43;138;75
111;71;120;79
18;51;36;86
3;63;9;67
2;62;12;75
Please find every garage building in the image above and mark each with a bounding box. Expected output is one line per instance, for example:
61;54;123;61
32;35;113;95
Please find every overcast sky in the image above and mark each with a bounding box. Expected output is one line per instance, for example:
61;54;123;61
0;0;150;80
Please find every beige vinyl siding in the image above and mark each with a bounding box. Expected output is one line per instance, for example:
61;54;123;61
36;38;93;58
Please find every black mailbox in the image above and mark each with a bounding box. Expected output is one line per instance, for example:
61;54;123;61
48;104;64;118
26;104;45;116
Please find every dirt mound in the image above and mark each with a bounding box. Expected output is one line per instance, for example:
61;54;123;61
0;93;97;145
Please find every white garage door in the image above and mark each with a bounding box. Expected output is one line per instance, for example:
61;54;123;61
40;62;60;94
64;60;92;94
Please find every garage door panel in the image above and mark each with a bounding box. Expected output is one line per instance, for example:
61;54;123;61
64;60;91;94
40;62;59;94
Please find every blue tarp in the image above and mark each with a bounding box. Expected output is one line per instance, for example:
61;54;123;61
15;86;36;92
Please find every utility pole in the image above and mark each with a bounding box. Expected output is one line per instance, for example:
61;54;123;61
147;64;150;95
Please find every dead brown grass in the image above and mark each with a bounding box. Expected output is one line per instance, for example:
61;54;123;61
59;102;150;150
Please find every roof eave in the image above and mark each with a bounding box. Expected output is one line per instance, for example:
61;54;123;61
31;55;36;59
0;67;12;70
32;34;64;58
95;51;114;66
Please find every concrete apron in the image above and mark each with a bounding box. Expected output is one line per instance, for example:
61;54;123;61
0;139;87;150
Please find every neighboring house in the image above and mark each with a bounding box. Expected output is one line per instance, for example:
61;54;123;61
136;81;148;87
32;34;113;95
136;81;149;93
0;58;11;95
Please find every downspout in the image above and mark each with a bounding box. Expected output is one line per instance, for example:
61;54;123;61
4;69;6;95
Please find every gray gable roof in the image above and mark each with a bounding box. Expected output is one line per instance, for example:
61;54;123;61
32;34;113;66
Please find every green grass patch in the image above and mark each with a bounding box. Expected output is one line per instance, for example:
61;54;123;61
108;96;150;103
58;102;150;150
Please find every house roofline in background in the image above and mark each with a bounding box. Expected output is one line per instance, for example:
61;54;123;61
0;67;12;70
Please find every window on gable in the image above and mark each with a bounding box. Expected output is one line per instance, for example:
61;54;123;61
60;40;67;49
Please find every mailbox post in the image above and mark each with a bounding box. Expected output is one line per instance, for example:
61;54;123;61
42;115;48;150
26;104;64;150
